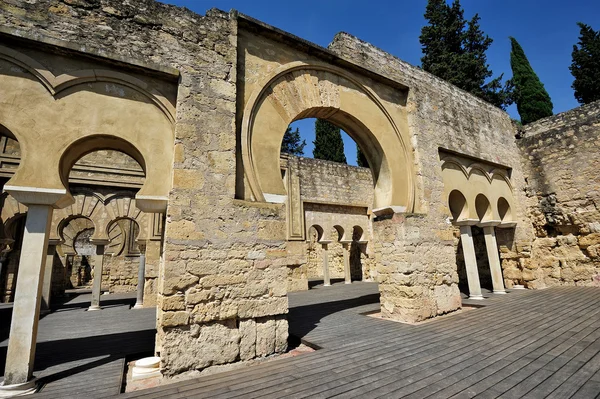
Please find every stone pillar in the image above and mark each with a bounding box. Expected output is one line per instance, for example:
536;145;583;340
483;226;507;294
342;242;351;284
40;242;58;312
321;242;330;287
88;241;107;311
459;225;484;300
133;242;146;309
3;204;53;385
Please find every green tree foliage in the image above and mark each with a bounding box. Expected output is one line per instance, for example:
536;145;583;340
570;22;600;104
281;126;306;156
420;0;512;109
356;146;369;168
313;119;346;164
509;37;553;125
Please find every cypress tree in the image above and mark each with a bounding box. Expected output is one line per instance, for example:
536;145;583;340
570;22;600;105
281;126;306;156
420;0;512;109
356;146;368;168
313;119;346;164
509;37;553;125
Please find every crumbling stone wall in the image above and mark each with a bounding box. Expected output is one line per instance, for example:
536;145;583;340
1;0;289;377
296;156;374;207
329;33;535;321
518;101;600;287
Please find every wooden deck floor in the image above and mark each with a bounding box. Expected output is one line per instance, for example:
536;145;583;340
3;283;600;398
122;283;600;399
0;292;156;398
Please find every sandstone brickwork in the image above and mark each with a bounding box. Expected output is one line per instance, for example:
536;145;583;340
518;101;600;287
2;0;600;383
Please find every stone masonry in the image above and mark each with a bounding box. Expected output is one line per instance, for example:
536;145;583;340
0;0;599;382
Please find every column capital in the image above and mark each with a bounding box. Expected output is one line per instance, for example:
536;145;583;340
3;186;73;209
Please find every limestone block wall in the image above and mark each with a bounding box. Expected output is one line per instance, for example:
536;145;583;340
518;101;600;287
329;33;535;321
296;156;374;207
1;1;290;377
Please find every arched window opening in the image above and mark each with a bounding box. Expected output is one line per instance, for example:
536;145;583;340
350;226;366;282
333;225;345;242
498;197;512;222
475;194;492;222
448;190;468;221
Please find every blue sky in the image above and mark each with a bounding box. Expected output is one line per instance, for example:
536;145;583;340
165;0;599;164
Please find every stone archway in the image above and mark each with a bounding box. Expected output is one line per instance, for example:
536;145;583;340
239;63;415;212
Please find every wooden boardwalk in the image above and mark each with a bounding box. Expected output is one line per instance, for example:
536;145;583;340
3;283;600;397
0;292;156;399
121;283;600;399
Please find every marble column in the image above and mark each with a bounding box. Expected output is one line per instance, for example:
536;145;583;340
40;242;58;312
88;241;107;311
321;242;331;287
342;242;351;284
459;225;484;300
133;242;146;309
3;204;53;385
483;226;507;294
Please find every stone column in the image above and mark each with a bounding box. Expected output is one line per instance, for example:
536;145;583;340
459;225;484;300
40;242;58;313
342;242;351;284
483;226;507;294
88;240;107;311
133;242;146;309
321;242;331;287
3;204;53;385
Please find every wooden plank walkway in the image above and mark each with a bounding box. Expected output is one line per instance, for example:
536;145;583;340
2;283;600;397
119;283;600;399
0;292;156;399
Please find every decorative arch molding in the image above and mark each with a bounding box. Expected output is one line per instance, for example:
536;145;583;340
440;155;516;226
241;61;415;211
0;45;175;124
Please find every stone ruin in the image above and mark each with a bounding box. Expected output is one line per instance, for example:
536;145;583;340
0;0;599;385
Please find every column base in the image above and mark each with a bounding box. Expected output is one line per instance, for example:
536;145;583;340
493;290;507;294
132;303;144;309
344;281;352;285
468;294;485;300
323;283;331;287
0;378;38;397
512;285;526;290
88;305;102;311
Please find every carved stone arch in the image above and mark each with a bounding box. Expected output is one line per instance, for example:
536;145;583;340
0;48;174;213
241;61;415;211
0;45;175;124
59;215;95;255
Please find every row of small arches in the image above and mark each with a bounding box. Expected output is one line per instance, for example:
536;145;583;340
308;224;367;243
448;190;513;224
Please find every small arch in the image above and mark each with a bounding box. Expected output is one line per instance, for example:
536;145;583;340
448;190;468;221
106;217;141;256
332;225;345;242
352;226;365;242
498;197;513;222
308;224;325;242
59;135;146;190
475;194;492;222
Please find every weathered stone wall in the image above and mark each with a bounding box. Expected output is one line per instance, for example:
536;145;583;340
518;101;600;287
296;156;373;207
329;33;535;321
1;0;290;377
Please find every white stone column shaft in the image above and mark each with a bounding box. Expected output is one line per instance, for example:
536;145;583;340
342;243;351;284
483;226;507;294
133;244;146;309
321;243;330;287
459;225;484;300
40;244;56;311
3;204;53;385
88;244;105;311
